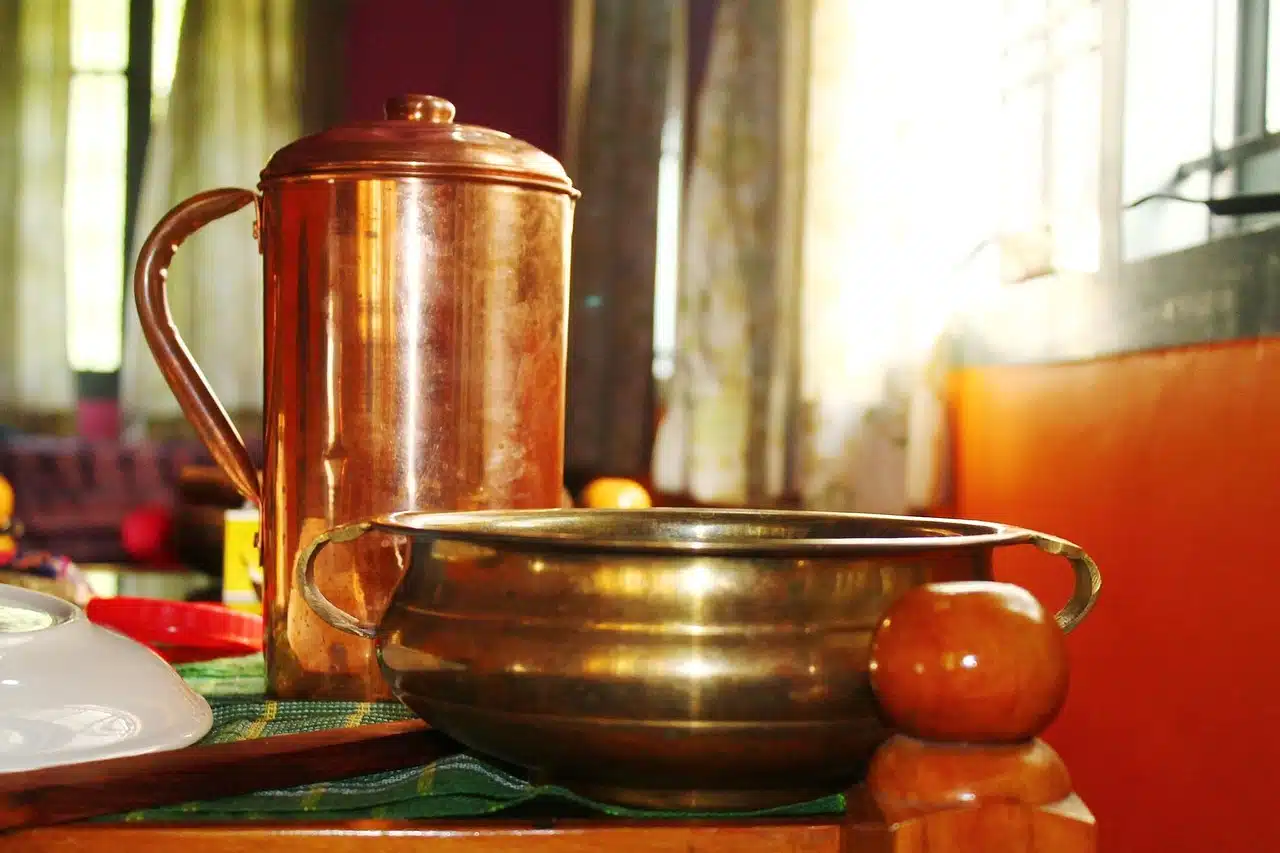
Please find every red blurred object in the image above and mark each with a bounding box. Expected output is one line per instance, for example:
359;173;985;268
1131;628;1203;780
86;597;263;664
120;504;176;565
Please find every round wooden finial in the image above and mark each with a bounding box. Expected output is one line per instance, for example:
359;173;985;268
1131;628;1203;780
867;736;1073;819
869;581;1069;742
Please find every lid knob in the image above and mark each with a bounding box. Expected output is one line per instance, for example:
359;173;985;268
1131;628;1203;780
385;94;456;123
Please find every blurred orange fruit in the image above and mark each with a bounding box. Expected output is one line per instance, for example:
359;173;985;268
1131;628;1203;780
581;477;652;509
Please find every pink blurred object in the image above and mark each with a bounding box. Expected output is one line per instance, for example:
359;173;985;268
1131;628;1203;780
121;504;176;566
76;399;121;441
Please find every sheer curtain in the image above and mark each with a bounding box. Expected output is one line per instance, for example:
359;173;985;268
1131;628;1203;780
564;0;679;479
122;0;346;431
651;0;807;505
794;0;1004;512
797;0;1103;512
654;0;1002;512
0;0;75;419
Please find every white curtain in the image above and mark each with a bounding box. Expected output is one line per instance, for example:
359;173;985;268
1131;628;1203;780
564;0;678;478
797;0;1103;512
794;0;1004;512
654;0;982;512
0;0;75;416
122;0;303;426
651;0;805;505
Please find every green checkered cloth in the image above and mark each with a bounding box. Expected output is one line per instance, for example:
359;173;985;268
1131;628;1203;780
111;655;846;822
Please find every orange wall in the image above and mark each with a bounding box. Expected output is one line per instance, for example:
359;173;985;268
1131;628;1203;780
952;340;1280;853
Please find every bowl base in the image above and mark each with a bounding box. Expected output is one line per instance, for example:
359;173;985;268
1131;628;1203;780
551;779;836;812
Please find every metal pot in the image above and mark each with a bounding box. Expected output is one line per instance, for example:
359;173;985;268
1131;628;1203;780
295;507;1100;809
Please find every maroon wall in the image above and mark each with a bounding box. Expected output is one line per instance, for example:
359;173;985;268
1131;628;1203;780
345;0;565;157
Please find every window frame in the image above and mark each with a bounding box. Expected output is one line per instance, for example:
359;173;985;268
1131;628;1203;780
1121;0;1280;261
994;0;1107;285
1159;0;1276;190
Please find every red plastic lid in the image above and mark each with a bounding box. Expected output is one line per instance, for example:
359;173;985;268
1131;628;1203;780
86;597;263;665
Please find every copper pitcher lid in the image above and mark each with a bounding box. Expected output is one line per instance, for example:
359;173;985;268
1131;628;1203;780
261;94;577;196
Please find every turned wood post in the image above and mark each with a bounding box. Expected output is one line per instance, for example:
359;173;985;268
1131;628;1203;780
847;581;1097;853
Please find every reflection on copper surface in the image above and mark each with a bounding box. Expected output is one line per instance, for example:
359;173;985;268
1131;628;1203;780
133;94;576;700
261;176;572;700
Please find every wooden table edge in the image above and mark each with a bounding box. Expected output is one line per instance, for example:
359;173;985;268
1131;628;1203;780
0;817;850;853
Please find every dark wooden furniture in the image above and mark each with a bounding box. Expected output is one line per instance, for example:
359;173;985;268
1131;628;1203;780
0;437;263;566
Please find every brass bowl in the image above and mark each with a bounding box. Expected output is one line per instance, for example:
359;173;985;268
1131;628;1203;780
296;508;1100;810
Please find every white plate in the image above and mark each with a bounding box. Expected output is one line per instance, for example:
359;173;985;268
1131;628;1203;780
0;585;212;773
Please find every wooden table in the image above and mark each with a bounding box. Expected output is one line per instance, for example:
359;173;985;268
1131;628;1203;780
0;583;1097;852
1;793;1095;852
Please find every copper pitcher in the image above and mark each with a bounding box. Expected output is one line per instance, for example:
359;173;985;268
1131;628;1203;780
133;95;577;700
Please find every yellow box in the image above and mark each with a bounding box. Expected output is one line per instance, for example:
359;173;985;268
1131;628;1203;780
222;506;262;614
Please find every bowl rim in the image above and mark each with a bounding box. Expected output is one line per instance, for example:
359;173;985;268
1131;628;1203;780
371;507;1031;556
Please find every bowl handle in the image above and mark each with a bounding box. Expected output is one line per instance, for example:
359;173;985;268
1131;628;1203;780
294;521;378;639
1009;530;1102;633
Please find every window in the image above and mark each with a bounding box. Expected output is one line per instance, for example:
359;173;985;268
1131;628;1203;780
65;0;131;374
999;0;1103;279
63;0;185;375
1123;0;1280;261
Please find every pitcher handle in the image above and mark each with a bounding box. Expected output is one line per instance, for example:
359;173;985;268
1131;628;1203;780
1009;529;1102;633
133;188;262;504
295;521;379;639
